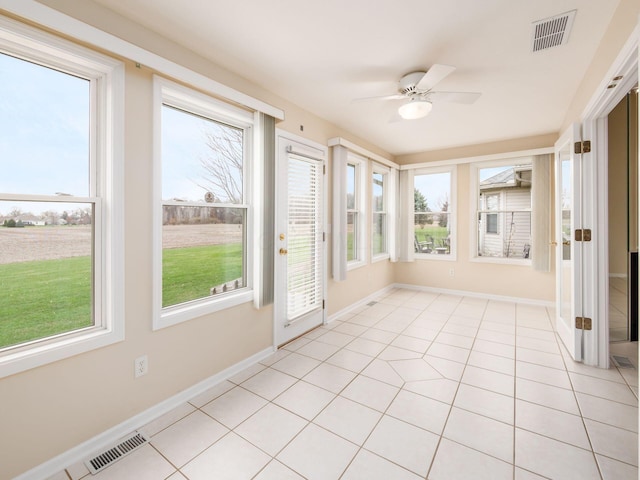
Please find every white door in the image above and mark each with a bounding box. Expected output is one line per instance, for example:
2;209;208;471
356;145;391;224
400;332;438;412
554;124;584;361
274;132;326;346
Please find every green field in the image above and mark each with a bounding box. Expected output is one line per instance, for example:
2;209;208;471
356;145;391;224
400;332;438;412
415;225;449;249
0;244;242;349
0;256;92;349
162;243;242;307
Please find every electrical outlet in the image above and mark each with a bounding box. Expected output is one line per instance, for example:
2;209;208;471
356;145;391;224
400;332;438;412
134;355;148;378
449;268;455;277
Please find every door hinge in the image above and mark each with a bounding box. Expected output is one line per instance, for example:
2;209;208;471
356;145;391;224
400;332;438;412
574;140;591;154
575;317;593;331
322;299;325;310
323;164;326;174
574;229;592;242
323;232;326;242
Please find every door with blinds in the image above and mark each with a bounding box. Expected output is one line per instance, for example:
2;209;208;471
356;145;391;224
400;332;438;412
275;132;326;346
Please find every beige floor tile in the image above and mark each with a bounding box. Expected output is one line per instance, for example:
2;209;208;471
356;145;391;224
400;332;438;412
429;438;513;480
181;432;270;480
443;407;513;462
150;410;227;467
313;396;381;445
341;449;422;480
515;429;601;480
364;415;439;477
276;424;358;480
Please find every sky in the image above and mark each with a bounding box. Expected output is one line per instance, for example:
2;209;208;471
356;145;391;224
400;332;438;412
0;51;242;216
0;52;89;216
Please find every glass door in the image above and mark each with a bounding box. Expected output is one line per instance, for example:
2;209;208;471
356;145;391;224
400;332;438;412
555;124;583;361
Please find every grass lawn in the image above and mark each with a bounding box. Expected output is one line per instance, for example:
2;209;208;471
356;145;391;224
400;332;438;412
415;224;449;246
0;256;92;349
162;243;242;307
0;243;243;349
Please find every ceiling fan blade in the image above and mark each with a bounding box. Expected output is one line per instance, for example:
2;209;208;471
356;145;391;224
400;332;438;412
352;94;405;103
429;91;481;104
416;64;456;91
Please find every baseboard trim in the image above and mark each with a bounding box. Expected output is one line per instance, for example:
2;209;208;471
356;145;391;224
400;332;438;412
15;346;274;480
392;283;555;307
609;273;628;279
326;284;396;323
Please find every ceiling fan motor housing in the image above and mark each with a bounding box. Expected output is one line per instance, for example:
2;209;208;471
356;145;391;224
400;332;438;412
399;71;427;95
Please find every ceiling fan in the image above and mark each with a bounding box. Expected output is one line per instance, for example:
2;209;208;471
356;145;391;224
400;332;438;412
355;64;481;120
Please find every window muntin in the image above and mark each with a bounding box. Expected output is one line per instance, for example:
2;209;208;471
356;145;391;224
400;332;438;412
372;170;388;258
476;163;532;260
155;78;254;327
0;16;124;377
414;171;452;256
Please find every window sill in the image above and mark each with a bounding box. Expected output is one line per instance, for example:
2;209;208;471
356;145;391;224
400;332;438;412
470;256;532;266
0;326;124;379
347;259;367;272
372;253;390;263
155;289;253;330
415;253;457;262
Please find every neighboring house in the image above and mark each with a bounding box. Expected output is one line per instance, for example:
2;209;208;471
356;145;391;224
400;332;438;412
15;214;45;226
478;165;531;259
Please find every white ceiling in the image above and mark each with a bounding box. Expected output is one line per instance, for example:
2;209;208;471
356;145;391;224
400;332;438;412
91;0;620;156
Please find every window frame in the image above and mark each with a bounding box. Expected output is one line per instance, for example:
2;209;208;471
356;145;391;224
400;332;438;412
152;76;255;330
470;158;533;265
0;17;124;378
371;163;390;262
346;152;367;270
412;165;457;261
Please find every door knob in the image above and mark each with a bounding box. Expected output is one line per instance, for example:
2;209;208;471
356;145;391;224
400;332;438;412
279;248;288;255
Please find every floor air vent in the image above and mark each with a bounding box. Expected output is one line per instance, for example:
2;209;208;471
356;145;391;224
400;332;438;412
531;10;576;52
367;301;377;306
611;355;635;369
84;432;149;474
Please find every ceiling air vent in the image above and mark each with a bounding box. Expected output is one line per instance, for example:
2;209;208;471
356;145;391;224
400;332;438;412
531;10;576;53
84;431;149;474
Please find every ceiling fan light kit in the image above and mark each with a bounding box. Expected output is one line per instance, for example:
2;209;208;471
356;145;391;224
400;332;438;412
353;64;480;122
398;98;433;120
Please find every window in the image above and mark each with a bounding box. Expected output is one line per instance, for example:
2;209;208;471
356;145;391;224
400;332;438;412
484;193;500;234
0;17;124;377
372;166;389;259
475;161;532;260
413;168;454;257
346;153;366;267
154;77;254;328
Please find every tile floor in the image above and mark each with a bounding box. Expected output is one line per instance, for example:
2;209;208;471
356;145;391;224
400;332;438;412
52;288;638;480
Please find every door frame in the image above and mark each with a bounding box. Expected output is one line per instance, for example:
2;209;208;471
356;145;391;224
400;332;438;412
273;129;328;347
580;22;639;367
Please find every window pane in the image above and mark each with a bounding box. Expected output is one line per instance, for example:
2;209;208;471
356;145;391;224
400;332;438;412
0;201;94;350
414;173;451;255
346;163;356;210
477;164;532;259
373;172;384;212
162;105;243;204
373;212;386;255
0;53;90;196
162;206;245;307
347;211;357;262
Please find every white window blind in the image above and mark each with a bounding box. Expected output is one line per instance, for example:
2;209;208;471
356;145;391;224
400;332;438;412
287;154;323;321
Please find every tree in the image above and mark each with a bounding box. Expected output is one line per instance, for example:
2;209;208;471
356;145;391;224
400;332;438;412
438;193;449;228
414;188;432;227
196;124;243;204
